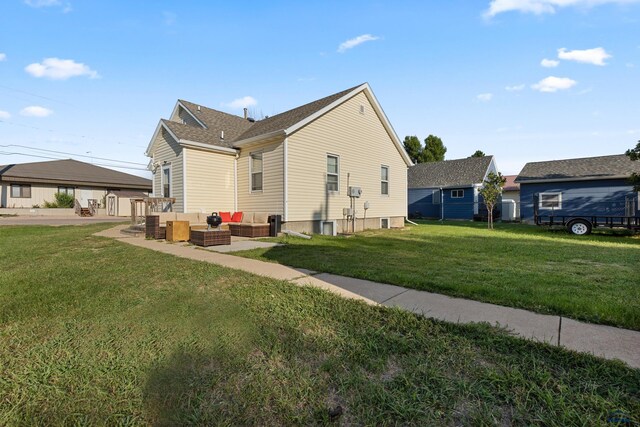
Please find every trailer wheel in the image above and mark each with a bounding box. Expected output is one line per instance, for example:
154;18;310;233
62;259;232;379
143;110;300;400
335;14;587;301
568;219;592;235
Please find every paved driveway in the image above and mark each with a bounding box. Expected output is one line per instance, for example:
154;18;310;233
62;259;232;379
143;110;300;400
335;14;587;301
0;215;127;226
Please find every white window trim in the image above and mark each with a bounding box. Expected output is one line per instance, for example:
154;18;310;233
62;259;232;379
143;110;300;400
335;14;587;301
380;217;390;229
327;153;340;194
451;189;464;199
539;192;562;210
381;165;389;196
161;164;172;198
249;151;263;193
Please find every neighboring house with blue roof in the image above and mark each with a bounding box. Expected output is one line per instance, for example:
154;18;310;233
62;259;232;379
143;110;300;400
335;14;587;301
408;156;497;220
516;154;640;223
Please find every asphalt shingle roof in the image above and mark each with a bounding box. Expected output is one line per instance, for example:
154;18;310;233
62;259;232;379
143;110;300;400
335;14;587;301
232;84;362;141
162;119;234;148
515;154;640;183
166;84;364;149
178;100;253;142
0;159;152;189
408;156;494;188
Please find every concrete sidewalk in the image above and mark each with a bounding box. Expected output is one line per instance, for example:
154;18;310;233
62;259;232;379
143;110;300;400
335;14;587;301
96;225;640;369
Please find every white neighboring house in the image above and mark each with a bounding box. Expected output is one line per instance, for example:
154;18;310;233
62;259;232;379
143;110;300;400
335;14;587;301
145;83;413;234
0;159;151;212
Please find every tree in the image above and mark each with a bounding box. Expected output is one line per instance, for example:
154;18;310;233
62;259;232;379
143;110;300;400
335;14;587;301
403;136;423;164
478;172;506;230
421;135;447;162
626;141;640;192
470;150;485;158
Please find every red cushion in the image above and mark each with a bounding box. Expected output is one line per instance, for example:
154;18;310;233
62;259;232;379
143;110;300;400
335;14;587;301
219;211;232;222
231;212;243;223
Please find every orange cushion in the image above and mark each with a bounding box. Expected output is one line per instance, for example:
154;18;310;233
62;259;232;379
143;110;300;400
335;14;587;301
231;212;243;223
219;211;232;222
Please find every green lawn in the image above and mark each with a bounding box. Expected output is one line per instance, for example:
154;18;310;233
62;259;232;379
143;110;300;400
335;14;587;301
0;224;639;425
233;221;640;331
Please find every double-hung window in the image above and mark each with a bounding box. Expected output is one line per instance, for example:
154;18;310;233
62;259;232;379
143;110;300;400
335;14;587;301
11;184;31;198
451;189;464;198
539;192;562;209
58;186;75;197
250;152;263;192
326;154;339;192
162;166;171;197
381;165;389;195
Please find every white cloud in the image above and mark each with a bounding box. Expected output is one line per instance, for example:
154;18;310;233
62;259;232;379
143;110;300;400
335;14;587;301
25;57;99;80
20;106;53;117
0;110;11;119
541;58;559;67
24;0;60;7
223;96;257;109
505;84;525;91
531;76;577;92
557;47;611;65
0;53;6;62
337;34;380;53
476;93;494;102
483;0;640;18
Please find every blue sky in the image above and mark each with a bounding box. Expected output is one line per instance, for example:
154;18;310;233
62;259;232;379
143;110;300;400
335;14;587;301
1;0;639;177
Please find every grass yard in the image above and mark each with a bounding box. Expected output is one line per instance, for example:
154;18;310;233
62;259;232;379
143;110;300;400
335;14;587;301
234;221;640;331
0;224;639;425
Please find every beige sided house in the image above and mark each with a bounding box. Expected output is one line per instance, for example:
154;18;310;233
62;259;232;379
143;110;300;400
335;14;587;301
0;159;151;211
146;83;413;234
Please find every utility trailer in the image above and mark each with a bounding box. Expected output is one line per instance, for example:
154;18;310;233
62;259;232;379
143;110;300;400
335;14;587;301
535;214;640;235
533;194;640;235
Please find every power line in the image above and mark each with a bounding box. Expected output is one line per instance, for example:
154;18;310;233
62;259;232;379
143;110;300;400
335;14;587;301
0;144;148;166
0;151;149;172
0;119;148;149
0;84;76;107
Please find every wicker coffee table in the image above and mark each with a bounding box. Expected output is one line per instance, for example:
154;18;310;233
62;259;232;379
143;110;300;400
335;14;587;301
190;229;231;246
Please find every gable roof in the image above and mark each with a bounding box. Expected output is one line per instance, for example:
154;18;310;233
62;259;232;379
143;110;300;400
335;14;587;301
0;159;152;190
177;100;253;140
515;154;640;184
408;156;494;189
503;175;520;192
161;119;234;148
232;85;361;142
147;83;413;166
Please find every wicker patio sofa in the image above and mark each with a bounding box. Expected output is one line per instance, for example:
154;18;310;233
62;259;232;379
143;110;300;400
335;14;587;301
228;212;271;238
146;211;271;239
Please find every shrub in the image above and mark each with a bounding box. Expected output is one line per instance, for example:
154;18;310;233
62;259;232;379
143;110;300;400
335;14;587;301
43;192;75;208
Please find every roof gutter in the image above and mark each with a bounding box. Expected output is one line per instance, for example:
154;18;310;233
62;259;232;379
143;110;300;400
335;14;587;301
179;139;238;155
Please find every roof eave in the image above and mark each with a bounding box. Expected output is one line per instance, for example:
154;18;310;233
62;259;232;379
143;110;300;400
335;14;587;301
516;175;631;184
231;129;286;148
179;139;238;155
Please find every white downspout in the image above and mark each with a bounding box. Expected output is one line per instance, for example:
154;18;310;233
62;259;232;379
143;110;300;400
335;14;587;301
283;137;288;222
182;150;187;213
234;153;238;212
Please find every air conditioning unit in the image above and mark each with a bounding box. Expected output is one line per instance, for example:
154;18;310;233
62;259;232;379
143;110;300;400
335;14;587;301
348;186;362;198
